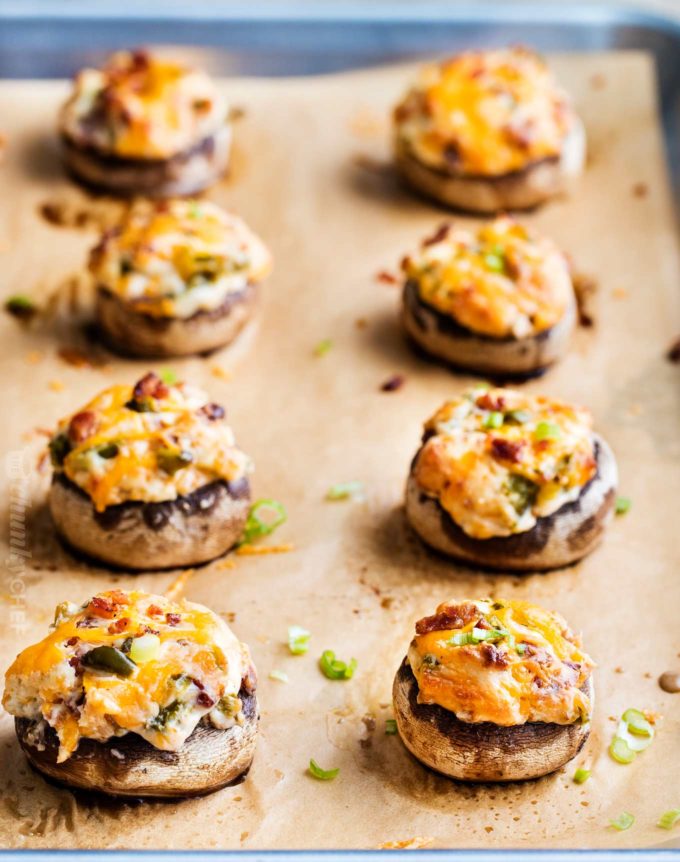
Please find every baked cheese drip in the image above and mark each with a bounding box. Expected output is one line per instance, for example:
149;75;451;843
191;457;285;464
59;50;227;159
3;590;255;762
409;598;593;725
403;217;573;338
414;387;596;539
48;372;251;512
394;47;575;177
90;199;271;320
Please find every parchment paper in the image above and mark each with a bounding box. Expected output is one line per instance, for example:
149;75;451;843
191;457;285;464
0;52;678;850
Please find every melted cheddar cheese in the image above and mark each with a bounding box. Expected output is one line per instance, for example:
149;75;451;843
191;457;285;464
394;48;576;177
49;372;251;512
3;590;254;762
409;598;593;726
414;387;596;539
59;50;227;160
403;217;573;338
90;199;271;320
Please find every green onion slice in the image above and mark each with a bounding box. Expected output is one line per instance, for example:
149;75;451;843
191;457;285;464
657;809;680;830
308;758;339;781
609;736;636;764
319;649;357;680
314;339;333;357
483;411;504;429
385;719;398;735
622;708;653;737
610;812;635;831
269;669;289;683
505;409;531;425
159;368;178;385
534;421;562;441
241;499;287;545
573;767;591;784
326;481;364;501
449;627;510;647
288;625;311;655
616;720;653;752
615;496;632;515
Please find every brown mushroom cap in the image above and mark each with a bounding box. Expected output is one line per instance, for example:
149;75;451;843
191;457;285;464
393;659;591;782
394;118;585;214
402;278;576;377
49;474;250;571
96;283;257;358
405;434;617;571
61;124;231;198
15;687;258;799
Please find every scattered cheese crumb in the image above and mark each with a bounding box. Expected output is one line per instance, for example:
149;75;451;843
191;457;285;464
211;365;233;381
236;543;295;556
25;351;44;365
378;837;434;850
48;379;65;392
164;567;195;601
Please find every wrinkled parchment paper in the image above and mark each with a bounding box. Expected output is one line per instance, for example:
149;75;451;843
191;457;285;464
0;52;679;850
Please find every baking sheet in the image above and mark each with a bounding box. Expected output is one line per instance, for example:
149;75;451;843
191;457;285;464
0;52;679;850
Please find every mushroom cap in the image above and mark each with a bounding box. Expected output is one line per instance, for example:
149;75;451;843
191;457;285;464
394;117;585;214
402;278;576;377
15;687;258;799
405;434;617;571
393;659;591;782
49;475;250;571
61;124;231;198
96;283;257;358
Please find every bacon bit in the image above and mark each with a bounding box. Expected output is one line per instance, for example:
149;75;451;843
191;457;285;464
133;372;169;401
164;568;195;602
198;402;225;421
378;837;434;850
490;437;524;463
211;364;233;381
216;559;237;570
380;374;405;392
355;318;368;330
235;543;295;556
147;604;163;617
476;391;506;412
632;182;648;198
422;223;451;248
666;336;680;364
85;591;130;619
108;617;130;634
68;656;82;672
196;691;215;708
166;612;181;626
48;379;65;393
643;709;662;725
25;351;44;365
57;346;93;368
480;643;508;668
375;270;398;285
68;410;99;443
416;604;479;635
65;636;79;647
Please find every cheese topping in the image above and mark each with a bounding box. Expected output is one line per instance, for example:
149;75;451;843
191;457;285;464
409;598;593;726
403;217;573;338
90;200;271;320
414;388;596;539
394;48;576;177
48;372;251;512
59;50;227;160
3;590;254;762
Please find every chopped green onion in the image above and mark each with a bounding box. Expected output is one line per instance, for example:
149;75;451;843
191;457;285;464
240;499;287;545
615;496;632;516
314;339;333;357
573;767;591;784
385;719;398;735
615;719;654;752
610;812;635;831
319;649;357;681
622;708;653;737
288;625;311;655
505;409;531;425
159;368;178;385
449;627;510;646
128;633;160;664
308;759;339;781
484;247;506;273
609;736;636;764
269;669;289;683
483;411;504;429
5;294;38;320
96;442;119;459
657;809;680;830
516;643;527;656
534;421;562;441
326;481;364;501
188;203;203;218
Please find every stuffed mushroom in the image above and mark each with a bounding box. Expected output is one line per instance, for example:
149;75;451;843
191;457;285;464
405;387;617;571
90;199;271;357
3;589;258;798
401;216;576;377
393;47;585;213
48;372;252;570
393;598;594;781
59;49;232;197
